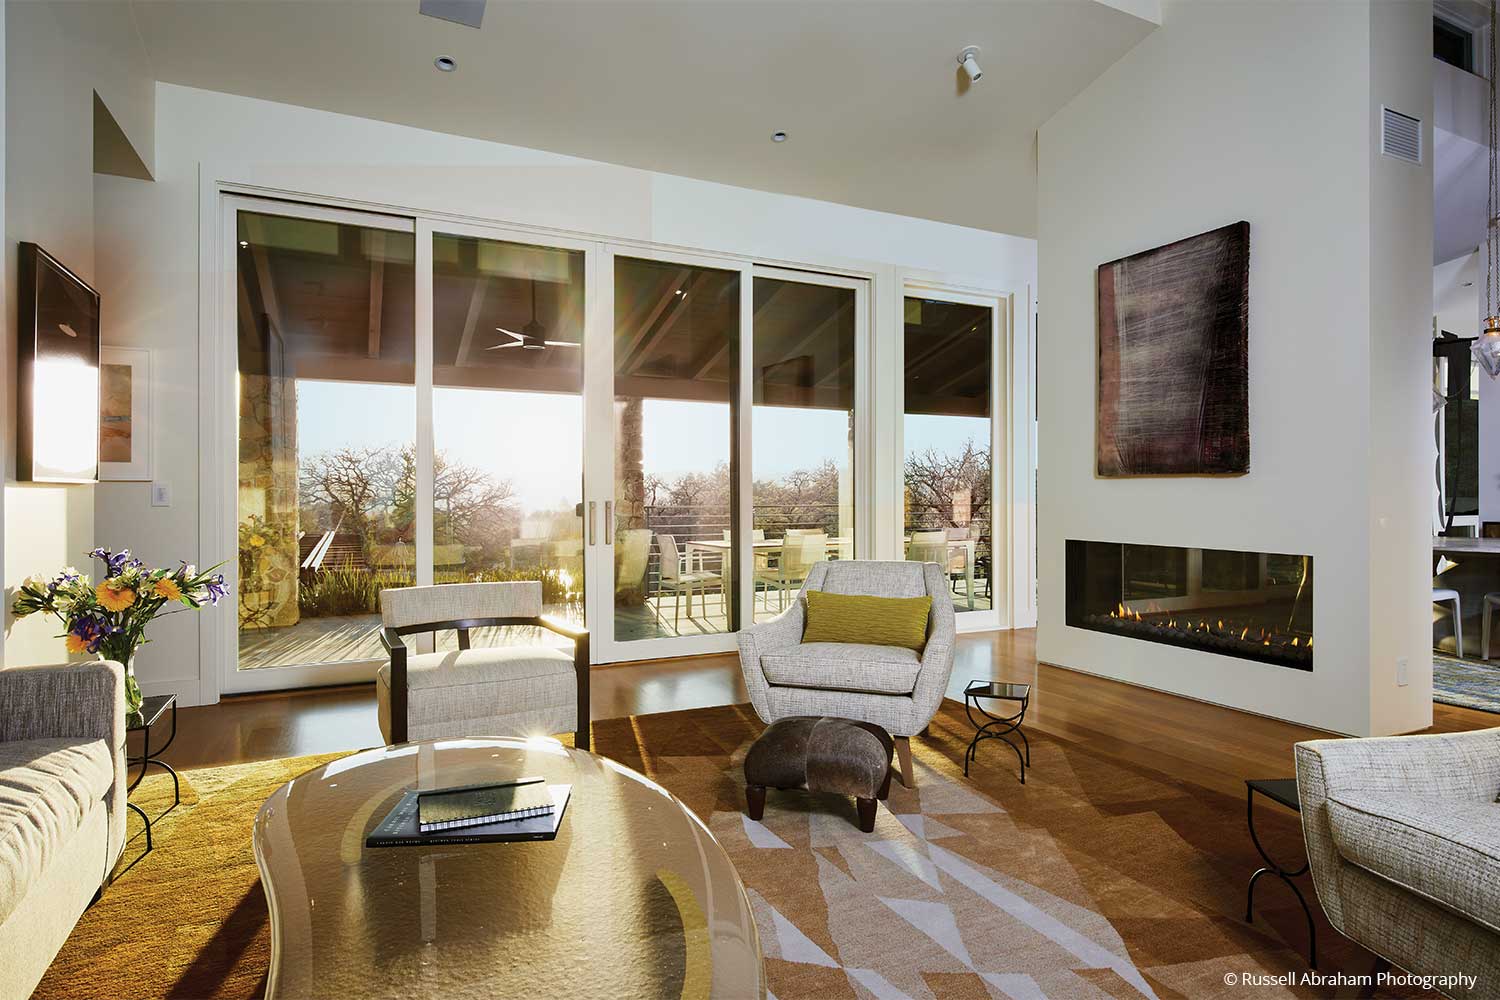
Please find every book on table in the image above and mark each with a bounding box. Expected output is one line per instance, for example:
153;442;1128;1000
365;779;571;848
417;778;554;832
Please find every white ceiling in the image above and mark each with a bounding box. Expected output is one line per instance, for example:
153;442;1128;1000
127;0;1159;237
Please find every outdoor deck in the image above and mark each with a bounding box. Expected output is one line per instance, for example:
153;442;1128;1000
237;573;991;669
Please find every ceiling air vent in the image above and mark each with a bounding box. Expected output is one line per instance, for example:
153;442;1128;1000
1381;106;1422;164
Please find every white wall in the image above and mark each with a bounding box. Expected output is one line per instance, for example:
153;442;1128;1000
1037;0;1433;737
3;1;153;665
95;83;1037;704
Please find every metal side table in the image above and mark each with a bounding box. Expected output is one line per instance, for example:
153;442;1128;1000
1245;778;1316;968
961;680;1031;783
125;694;180;854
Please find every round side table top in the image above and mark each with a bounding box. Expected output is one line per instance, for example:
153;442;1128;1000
253;737;764;1000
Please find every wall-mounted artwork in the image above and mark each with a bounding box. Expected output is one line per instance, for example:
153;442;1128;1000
99;347;151;481
18;243;101;483
1096;221;1250;477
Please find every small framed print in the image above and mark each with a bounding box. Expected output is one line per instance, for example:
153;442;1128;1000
99;347;151;481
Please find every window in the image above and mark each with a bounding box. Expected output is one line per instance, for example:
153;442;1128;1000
1435;16;1475;72
903;296;992;612
236;211;415;671
431;233;586;627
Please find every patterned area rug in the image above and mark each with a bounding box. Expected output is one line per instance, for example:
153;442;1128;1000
1433;654;1500;714
34;702;1419;1000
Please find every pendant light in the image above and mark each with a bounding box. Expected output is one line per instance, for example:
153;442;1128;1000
1476;0;1500;376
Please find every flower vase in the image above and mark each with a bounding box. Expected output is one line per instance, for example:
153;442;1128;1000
107;652;144;715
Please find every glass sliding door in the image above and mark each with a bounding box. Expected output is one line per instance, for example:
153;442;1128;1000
609;254;742;645
431;232;586;636
750;272;860;622
903;294;995;614
235;206;416;675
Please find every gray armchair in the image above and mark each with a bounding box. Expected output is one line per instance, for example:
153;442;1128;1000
376;581;589;749
1295;729;1500;998
737;560;956;787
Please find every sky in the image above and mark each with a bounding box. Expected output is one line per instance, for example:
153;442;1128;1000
296;380;986;514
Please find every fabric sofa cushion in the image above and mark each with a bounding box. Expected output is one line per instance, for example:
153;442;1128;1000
1325;791;1500;935
802;591;931;651
0;737;113;924
761;642;922;696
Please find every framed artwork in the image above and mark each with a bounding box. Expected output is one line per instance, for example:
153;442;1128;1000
99;347;151;481
18;243;101;483
1096;221;1250;477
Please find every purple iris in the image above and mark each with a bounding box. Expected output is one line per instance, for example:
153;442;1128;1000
205;574;228;606
69;616;106;653
89;547;132;577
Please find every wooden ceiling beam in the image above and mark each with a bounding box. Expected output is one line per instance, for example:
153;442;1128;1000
615;268;689;369
367;232;386;359
453;278;490;367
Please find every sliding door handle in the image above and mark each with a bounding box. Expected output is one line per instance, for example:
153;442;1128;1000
605;501;614;545
588;501;597;546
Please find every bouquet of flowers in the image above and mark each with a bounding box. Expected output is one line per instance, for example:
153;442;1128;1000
12;547;228;714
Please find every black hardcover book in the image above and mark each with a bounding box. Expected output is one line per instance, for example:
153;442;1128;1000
365;783;571;848
417;778;553;832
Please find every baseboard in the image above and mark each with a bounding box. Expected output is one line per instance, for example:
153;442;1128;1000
138;675;202;707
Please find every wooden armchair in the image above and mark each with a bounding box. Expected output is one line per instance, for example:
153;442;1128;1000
376;581;590;750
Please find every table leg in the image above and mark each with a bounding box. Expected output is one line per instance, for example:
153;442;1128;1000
966;548;975;611
1244;787;1317;968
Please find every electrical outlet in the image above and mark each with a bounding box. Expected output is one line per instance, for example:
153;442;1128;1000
1396;656;1409;687
150;483;171;508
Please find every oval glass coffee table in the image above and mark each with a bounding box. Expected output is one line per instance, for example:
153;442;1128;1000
253;737;764;999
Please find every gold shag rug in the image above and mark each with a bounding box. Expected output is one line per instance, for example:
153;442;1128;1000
33;702;1418;1000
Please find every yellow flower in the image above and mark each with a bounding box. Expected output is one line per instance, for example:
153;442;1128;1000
248;534;266;548
154;578;183;601
65;633;89;654
96;581;137;612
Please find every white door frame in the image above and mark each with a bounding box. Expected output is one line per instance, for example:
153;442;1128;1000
897;278;1022;631
212;195;418;695
589;244;754;663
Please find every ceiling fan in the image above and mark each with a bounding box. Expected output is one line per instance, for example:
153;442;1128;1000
486;280;579;351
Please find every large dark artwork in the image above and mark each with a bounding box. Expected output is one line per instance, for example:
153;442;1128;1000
1096;221;1249;477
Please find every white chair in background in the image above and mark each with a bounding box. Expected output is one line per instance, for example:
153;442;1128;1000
906;530;948;565
1433;587;1464;658
1482;592;1500;660
756;532;826;610
656;533;721;631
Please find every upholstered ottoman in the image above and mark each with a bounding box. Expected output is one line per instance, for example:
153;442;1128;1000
744;717;894;832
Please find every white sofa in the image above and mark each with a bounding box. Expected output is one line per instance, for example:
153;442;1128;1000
0;661;126;999
1295;729;1500;998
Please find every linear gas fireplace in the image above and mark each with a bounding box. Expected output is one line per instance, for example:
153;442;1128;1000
1066;540;1313;671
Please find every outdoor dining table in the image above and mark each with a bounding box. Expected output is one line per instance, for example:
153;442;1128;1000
681;535;979;610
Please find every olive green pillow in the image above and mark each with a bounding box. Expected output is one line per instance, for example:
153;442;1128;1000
802;590;932;651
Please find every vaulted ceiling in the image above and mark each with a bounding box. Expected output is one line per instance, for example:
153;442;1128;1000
128;0;1158;237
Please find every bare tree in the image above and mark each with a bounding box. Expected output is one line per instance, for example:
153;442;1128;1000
904;441;990;532
299;446;398;536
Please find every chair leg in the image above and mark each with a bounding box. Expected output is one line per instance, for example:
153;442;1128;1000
856;796;877;833
894;736;915;789
1454;596;1464;658
674;588;681;631
1486;601;1494;661
746;784;766;821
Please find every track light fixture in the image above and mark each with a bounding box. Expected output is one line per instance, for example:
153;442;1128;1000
958;46;983;84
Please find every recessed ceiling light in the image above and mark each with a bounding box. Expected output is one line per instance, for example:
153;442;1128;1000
772;131;787;143
239;240;249;248
434;56;457;72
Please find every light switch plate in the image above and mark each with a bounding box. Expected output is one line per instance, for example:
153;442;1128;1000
151;483;171;507
1396;656;1409;687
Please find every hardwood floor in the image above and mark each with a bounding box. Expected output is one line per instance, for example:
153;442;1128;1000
148;628;1496;796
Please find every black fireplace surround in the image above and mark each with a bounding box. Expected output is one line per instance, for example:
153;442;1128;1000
1066;540;1313;671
